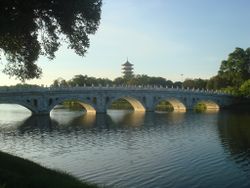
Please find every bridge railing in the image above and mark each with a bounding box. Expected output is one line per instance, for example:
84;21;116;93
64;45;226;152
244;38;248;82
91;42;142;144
0;85;231;96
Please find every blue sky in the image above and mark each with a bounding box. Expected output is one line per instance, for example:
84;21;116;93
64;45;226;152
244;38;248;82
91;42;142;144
1;0;250;85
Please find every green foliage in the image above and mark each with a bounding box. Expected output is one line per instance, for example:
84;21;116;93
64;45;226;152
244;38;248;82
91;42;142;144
206;75;228;90
68;75;112;87
220;86;240;96
183;78;208;89
218;47;250;87
61;98;134;110
0;0;102;81
239;79;250;97
0;151;98;188
51;74;175;88
51;77;69;87
155;101;174;112
109;98;133;110
62;101;84;110
204;47;250;97
51;75;113;87
173;81;182;88
0;83;42;89
114;75;173;87
194;103;207;113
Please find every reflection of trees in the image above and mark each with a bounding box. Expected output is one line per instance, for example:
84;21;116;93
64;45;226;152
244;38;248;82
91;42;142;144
217;112;250;162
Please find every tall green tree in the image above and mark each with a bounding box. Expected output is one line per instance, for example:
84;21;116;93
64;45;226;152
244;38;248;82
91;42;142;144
218;47;250;87
0;0;102;81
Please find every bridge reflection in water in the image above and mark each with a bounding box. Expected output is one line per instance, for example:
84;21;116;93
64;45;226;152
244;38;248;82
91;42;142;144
0;103;187;131
0;103;220;131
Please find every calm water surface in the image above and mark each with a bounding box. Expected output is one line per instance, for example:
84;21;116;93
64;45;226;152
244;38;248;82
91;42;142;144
0;104;250;188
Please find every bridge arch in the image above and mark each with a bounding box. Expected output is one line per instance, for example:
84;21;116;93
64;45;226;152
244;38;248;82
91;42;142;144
107;96;146;112
194;100;220;111
154;98;186;112
0;100;37;114
49;97;96;114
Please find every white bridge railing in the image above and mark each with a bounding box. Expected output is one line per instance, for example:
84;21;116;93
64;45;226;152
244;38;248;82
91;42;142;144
0;85;231;96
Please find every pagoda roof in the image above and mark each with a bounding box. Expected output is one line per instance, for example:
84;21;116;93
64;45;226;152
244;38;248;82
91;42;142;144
122;60;133;66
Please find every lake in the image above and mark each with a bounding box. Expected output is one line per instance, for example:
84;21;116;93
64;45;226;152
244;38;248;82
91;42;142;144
0;104;250;188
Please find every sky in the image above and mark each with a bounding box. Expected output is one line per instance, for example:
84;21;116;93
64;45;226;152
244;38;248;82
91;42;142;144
1;0;250;86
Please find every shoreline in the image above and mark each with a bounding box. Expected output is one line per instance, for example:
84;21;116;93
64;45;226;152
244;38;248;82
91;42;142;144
0;151;99;188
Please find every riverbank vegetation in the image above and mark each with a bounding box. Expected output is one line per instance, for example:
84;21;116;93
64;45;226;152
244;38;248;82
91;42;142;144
155;101;174;112
62;100;85;110
109;98;133;110
194;103;207;113
0;151;98;188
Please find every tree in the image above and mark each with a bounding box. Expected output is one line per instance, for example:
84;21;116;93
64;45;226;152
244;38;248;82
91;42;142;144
218;47;250;87
183;79;195;89
0;0;102;81
113;77;126;85
68;74;88;86
165;80;173;88
239;79;250;97
148;76;167;87
206;75;228;90
113;74;169;87
183;78;208;89
173;81;182;88
51;77;68;87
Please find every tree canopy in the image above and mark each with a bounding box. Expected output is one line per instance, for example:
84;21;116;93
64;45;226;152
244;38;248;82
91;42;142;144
0;0;102;81
51;74;176;88
183;78;207;89
218;47;250;87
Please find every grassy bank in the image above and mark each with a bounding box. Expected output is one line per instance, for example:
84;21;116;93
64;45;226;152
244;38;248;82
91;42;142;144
0;151;98;188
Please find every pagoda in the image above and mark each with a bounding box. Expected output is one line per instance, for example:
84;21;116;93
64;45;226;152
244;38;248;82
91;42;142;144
122;59;134;78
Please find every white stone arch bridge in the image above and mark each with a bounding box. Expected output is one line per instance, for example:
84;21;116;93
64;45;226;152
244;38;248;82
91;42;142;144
0;86;237;115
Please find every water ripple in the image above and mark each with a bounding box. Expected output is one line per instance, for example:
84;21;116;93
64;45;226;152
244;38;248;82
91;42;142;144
1;107;250;187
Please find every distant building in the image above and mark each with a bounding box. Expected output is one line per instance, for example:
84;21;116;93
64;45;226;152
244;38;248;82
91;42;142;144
122;59;134;78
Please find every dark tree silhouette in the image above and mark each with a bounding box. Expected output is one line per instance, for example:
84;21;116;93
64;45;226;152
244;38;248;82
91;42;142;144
0;0;102;81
